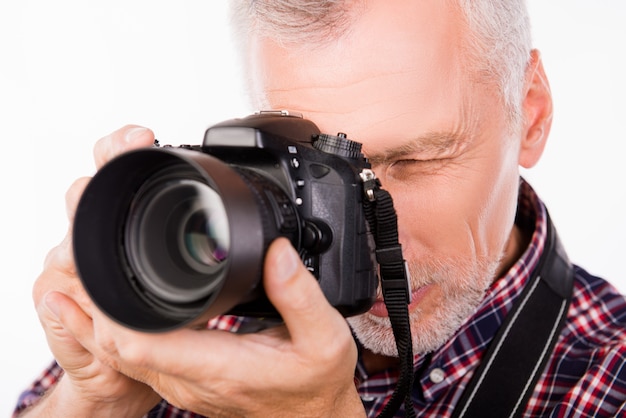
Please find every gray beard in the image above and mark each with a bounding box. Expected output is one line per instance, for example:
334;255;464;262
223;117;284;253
347;254;500;356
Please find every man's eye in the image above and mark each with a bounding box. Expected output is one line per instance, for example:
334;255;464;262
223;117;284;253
393;158;440;166
388;158;447;179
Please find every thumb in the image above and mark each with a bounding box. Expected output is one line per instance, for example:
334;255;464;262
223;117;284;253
263;238;347;344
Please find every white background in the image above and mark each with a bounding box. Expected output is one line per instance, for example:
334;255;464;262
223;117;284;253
1;1;625;414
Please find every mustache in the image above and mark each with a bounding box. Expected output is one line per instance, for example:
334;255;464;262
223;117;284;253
375;252;502;299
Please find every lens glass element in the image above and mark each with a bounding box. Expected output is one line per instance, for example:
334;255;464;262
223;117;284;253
181;191;230;268
125;172;231;305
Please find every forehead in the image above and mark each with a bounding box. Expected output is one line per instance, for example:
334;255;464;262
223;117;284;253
249;0;474;150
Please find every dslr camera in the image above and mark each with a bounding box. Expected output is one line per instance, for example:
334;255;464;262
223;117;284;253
73;111;379;332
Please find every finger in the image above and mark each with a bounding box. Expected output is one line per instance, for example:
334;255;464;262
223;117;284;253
65;176;92;223
41;291;125;376
262;238;350;347
93;125;155;170
37;291;95;372
39;176;91;284
78;319;236;382
41;234;76;277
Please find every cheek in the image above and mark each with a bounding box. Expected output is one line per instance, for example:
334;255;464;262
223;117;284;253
382;176;474;257
472;162;520;257
382;150;519;262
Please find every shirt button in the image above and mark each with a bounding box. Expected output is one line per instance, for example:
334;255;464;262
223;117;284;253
429;368;445;384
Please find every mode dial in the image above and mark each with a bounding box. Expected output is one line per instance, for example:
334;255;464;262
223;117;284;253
312;132;364;160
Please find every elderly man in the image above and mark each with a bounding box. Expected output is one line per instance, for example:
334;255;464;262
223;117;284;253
14;1;626;417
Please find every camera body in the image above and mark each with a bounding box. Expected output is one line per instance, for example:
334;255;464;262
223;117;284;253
73;111;378;332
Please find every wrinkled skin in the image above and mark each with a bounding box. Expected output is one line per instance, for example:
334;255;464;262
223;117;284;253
248;0;552;360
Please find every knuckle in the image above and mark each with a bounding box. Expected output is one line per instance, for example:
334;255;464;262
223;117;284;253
93;321;146;368
31;274;48;306
35;245;78;304
93;124;153;169
42;237;77;276
93;130;118;168
298;316;356;374
117;340;147;367
93;322;123;361
319;327;355;361
65;176;91;220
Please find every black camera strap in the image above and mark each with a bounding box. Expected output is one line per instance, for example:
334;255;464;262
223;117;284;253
362;172;574;418
451;211;574;418
361;173;416;418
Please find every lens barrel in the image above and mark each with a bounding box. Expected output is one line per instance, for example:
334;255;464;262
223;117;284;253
73;147;299;332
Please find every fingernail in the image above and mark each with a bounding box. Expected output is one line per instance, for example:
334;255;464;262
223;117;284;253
124;126;149;143
274;239;299;281
44;292;61;319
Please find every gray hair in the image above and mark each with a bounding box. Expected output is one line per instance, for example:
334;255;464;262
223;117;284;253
229;0;532;127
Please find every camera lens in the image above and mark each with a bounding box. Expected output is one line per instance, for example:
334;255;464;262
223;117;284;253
73;147;300;332
125;175;230;306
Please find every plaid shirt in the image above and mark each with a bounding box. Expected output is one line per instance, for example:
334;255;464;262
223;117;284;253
14;180;626;417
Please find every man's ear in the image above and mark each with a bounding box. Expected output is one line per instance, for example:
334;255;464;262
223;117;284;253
518;49;553;169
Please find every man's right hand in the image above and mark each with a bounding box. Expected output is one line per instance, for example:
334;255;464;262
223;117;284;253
27;126;161;417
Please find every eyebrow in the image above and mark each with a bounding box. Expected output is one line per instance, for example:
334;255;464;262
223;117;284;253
366;129;469;166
